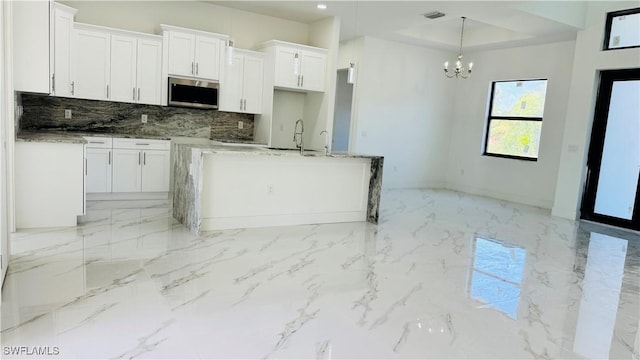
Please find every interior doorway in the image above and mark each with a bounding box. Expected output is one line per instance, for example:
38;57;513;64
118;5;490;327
332;69;354;152
581;68;640;231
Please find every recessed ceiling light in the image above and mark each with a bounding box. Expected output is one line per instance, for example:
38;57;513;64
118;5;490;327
317;3;327;10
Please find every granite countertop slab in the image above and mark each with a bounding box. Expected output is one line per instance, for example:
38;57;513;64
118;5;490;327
16;131;87;144
175;142;383;160
17;130;171;142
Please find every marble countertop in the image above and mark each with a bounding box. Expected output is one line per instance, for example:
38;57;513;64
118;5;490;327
175;142;383;160
16;131;87;144
17;130;172;143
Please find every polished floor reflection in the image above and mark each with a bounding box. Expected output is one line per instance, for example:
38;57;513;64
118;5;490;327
1;189;639;359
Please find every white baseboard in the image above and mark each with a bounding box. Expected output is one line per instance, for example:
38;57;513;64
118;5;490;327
445;182;553;209
201;211;366;231
87;192;169;201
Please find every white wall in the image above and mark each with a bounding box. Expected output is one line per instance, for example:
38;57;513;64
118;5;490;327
305;16;341;151
59;1;308;49
552;1;640;219
350;37;456;189
445;41;576;209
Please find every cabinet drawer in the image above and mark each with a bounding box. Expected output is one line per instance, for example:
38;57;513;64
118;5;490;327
84;136;113;148
113;138;170;150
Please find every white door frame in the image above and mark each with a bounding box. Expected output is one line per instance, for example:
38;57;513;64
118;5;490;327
1;0;16;289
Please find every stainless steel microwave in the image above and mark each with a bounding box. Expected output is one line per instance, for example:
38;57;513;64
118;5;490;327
168;77;219;109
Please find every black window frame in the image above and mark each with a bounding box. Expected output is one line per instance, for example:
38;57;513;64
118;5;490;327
483;79;548;162
603;7;640;51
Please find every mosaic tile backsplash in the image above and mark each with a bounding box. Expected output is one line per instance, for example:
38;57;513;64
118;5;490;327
19;94;254;140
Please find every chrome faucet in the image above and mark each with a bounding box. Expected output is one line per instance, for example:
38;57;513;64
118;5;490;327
293;119;304;154
320;130;329;156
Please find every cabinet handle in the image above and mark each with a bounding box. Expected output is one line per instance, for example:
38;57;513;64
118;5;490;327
106;85;110;98
52;73;55;92
108;151;111;165
71;81;75;95
133;88;136;101
192;62;195;75
196;63;199;75
243;99;247;111
297;75;300;87
138;152;141;165
301;76;304;87
89;141;105;144
85;158;87;175
143;152;146;165
137;88;140;101
240;98;243;110
135;143;150;146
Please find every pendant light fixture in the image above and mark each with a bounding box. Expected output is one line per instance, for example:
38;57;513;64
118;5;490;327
444;16;473;79
347;1;359;84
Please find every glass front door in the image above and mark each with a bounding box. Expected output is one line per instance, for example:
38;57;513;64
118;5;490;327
581;69;640;231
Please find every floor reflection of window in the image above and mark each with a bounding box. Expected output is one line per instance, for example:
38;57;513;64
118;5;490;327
469;237;526;319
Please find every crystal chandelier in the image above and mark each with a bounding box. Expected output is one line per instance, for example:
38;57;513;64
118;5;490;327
444;16;473;79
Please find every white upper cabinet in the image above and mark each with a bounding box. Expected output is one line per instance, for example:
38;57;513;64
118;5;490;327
12;1;78;95
162;25;228;81
51;3;77;97
12;0;51;93
136;38;163;105
73;25;111;101
167;31;196;77
194;36;221;80
71;23;162;104
262;41;328;93
110;34;137;103
110;34;163;105
220;49;264;114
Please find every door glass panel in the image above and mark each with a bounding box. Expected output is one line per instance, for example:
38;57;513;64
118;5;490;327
593;80;640;220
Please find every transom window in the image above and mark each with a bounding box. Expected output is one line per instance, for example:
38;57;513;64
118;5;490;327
483;79;548;161
604;8;640;50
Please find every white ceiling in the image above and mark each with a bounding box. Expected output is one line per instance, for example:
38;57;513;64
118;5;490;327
207;1;598;51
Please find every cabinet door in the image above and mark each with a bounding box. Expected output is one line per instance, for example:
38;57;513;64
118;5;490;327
137;38;163;105
274;47;299;89
167;31;195;77
194;36;221;80
86;148;112;193
141;150;170;192
112;149;141;192
242;55;264;114
12;0;50;93
52;7;74;97
73;29;110;100
109;34;137;103
301;51;326;92
219;53;244;112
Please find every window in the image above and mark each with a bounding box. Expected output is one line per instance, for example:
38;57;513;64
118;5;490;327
604;8;640;50
484;79;548;161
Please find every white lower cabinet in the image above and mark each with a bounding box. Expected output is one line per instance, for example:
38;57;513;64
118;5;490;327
85;137;170;195
112;138;170;193
141;150;171;192
112;148;143;192
15;141;85;229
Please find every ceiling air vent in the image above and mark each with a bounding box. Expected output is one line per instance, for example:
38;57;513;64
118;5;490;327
423;11;445;19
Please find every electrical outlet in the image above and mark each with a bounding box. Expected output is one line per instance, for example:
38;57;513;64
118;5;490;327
64;109;72;119
141;114;148;124
238;121;243;129
267;184;274;194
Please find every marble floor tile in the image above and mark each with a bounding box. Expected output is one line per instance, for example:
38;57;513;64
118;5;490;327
1;189;639;359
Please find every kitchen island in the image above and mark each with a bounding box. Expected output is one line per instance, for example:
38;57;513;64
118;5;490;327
172;143;383;233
